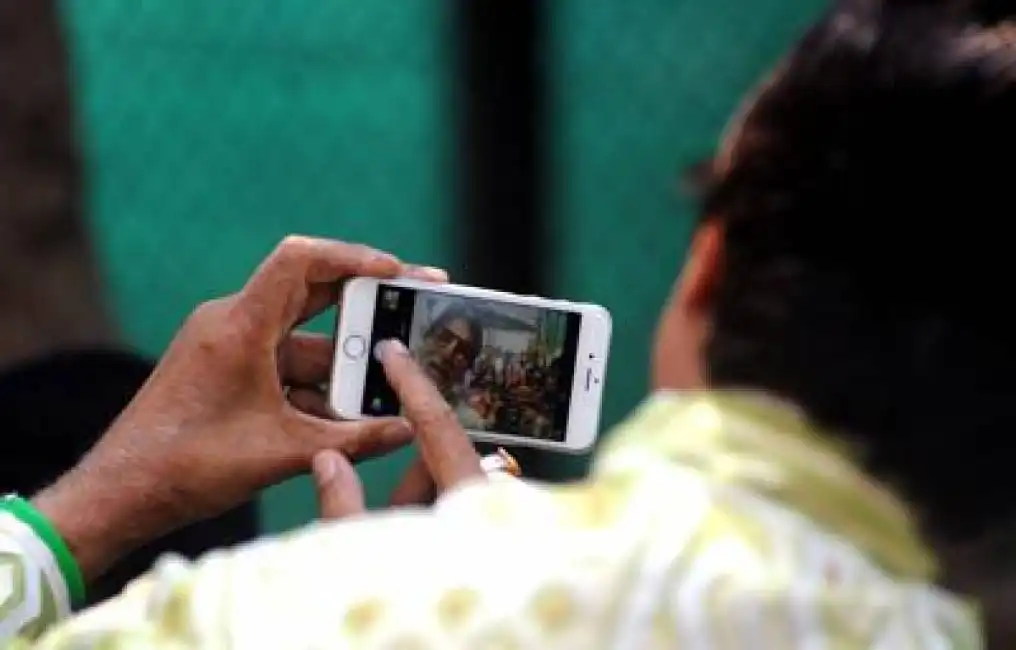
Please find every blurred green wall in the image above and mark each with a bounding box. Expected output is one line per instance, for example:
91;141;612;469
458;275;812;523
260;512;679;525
60;0;825;531
550;0;825;437
60;1;452;531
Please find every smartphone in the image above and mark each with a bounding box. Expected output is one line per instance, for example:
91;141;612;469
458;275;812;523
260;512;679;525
329;277;612;454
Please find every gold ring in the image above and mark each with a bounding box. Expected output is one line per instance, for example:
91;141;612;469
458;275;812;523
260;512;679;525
480;448;521;477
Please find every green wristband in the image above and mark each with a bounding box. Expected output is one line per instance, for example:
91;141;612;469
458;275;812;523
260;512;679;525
0;495;86;607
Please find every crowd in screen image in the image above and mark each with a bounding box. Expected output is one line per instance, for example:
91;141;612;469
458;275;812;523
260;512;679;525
407;294;571;440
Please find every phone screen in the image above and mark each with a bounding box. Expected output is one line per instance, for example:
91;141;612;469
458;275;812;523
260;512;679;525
360;283;582;442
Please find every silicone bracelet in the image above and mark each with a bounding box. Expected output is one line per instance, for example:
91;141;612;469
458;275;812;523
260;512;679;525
0;495;86;606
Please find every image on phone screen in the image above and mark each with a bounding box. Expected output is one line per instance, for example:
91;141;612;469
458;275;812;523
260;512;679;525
361;283;582;442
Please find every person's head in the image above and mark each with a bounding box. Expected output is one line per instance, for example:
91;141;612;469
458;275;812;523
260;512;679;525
653;0;1016;546
418;302;483;389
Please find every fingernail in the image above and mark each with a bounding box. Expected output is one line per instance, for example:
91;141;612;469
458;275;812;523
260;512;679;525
373;251;399;264
375;339;408;361
313;452;338;483
368;252;401;270
421;266;448;281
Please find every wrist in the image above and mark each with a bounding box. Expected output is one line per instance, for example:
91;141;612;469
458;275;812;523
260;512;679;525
32;462;163;582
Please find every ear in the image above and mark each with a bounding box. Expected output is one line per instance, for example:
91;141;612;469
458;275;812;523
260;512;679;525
650;220;723;391
675;219;724;318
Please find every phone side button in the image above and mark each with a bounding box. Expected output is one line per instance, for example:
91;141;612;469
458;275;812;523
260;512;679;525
343;335;367;359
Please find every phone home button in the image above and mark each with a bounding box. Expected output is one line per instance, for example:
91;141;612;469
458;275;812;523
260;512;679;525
342;335;367;360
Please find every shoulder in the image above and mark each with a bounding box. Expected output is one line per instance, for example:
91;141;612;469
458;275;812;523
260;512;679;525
39;471;978;650
643;479;981;650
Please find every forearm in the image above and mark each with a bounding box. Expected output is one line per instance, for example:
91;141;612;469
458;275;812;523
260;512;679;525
31;461;167;583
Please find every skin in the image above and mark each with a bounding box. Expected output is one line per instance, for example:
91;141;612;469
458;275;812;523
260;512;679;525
31;235;449;580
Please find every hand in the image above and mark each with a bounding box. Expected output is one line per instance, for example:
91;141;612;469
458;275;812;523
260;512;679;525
33;236;446;579
314;338;485;520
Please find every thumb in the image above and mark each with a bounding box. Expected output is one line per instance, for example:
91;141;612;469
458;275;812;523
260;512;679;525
313;450;366;520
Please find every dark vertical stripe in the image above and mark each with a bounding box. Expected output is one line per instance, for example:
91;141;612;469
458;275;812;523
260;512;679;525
454;0;545;293
453;0;583;480
0;0;114;367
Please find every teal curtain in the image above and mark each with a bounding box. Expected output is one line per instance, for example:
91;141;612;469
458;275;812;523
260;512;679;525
550;0;826;453
60;0;453;531
59;0;829;526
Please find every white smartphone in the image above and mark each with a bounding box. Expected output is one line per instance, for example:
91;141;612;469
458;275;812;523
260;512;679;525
329;277;612;454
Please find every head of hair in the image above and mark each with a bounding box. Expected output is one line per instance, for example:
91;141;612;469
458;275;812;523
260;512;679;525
693;3;1016;640
426;302;483;365
695;0;1016;544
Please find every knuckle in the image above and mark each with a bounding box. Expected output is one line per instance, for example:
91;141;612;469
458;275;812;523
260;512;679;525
184;296;253;361
340;244;378;274
275;235;317;265
186;296;230;329
339;432;364;459
414;399;458;432
439;402;459;427
349;243;379;262
279;234;316;252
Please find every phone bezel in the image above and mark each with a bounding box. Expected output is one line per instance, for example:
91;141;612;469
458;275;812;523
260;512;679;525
328;277;611;454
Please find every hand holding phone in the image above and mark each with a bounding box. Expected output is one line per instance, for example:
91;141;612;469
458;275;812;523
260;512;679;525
329;278;612;453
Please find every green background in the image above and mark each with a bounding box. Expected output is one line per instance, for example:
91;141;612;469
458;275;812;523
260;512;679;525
60;0;823;532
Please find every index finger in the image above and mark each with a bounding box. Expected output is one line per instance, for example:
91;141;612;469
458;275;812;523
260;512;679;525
241;236;402;336
376;339;483;491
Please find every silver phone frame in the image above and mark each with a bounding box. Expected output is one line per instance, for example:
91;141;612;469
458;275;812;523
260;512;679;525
328;277;611;454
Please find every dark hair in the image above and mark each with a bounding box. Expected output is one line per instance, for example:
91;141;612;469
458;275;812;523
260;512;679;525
425;302;483;365
696;4;1016;641
697;0;1016;545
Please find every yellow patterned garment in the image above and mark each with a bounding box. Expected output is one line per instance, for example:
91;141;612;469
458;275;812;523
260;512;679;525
26;392;982;649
